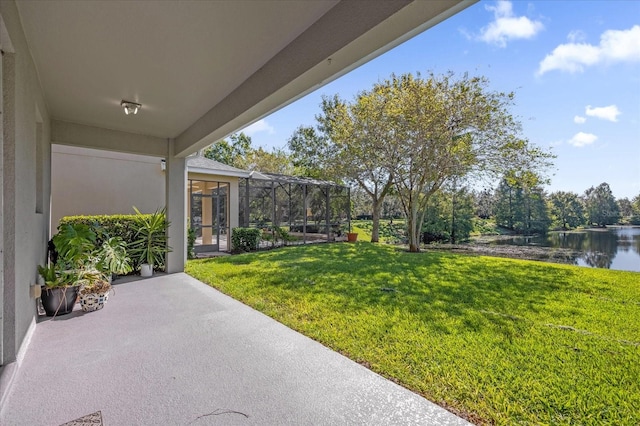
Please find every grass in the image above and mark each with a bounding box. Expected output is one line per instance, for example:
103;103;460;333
351;219;406;243
186;243;640;425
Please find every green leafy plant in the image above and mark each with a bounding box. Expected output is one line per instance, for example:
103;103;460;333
53;223;97;271
129;206;171;270
96;237;133;276
231;227;261;252
39;223;133;289
273;226;298;245
37;264;74;289
187;226;196;260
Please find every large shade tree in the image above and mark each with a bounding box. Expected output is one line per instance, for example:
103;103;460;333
318;92;396;242
307;72;552;249
379;72;552;251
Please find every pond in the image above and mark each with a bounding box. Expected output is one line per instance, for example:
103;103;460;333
491;227;640;272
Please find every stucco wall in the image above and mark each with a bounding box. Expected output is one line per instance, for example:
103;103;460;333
51;145;166;229
51;149;241;246
1;1;51;366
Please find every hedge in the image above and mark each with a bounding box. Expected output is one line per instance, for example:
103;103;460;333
58;213;167;270
58;214;146;247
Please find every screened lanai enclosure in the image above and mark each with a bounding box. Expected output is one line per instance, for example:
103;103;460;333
240;172;351;248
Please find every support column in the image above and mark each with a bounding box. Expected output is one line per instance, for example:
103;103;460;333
2;51;16;366
325;186;330;241
165;139;186;273
201;186;212;245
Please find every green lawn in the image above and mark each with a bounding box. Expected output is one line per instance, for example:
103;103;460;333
186;243;640;425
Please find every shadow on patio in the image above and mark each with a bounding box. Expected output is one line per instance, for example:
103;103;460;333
0;273;468;426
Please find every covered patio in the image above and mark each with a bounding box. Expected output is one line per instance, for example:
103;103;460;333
0;0;476;420
0;274;469;425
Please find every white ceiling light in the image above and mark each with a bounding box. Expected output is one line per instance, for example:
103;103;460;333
121;100;141;115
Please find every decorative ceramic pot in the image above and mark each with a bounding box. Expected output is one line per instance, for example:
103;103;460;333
79;291;109;312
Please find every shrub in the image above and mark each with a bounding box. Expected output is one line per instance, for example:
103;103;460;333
187;227;196;259
59;214;144;248
232;228;261;252
59;210;168;271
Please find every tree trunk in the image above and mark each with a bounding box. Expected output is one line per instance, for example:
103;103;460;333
407;203;420;252
371;198;382;243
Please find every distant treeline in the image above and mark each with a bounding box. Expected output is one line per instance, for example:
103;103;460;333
353;181;639;244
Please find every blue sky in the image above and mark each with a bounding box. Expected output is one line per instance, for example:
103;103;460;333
241;0;640;200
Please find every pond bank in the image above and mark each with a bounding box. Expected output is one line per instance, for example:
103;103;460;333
427;233;585;265
429;242;583;265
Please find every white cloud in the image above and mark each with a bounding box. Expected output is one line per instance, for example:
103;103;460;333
241;119;275;136
585;105;621;122
478;1;544;47
574;115;586;124
568;132;598;147
538;25;640;75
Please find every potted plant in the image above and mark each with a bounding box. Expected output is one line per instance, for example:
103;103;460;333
130;207;171;277
77;274;112;312
346;223;358;242
37;263;79;317
77;236;132;312
38;223;99;316
39;223;132;315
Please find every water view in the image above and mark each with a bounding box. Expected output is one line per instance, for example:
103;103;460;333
491;227;640;272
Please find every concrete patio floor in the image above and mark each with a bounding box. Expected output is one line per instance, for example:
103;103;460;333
0;273;469;426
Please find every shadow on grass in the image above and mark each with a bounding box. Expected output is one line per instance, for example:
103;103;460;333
191;242;577;335
188;243;640;425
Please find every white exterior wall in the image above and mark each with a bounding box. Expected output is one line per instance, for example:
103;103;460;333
51;145;166;229
0;1;51;372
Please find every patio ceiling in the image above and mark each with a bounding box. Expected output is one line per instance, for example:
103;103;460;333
16;0;474;157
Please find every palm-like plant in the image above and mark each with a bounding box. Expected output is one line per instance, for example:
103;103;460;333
130;207;171;271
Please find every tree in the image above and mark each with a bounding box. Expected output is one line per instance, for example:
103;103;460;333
318;93;396;243
422;191;451;243
380;72;552;251
287;125;333;179
631;194;640;225
473;188;494;219
617;198;634;219
494;177;523;231
381;194;403;219
203;132;252;167
583;183;619;227
494;171;550;234
242;147;294;175
446;181;475;244
632;194;640;213
548;191;585;229
421;185;474;244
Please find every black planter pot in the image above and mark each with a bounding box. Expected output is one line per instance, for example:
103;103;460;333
41;286;79;316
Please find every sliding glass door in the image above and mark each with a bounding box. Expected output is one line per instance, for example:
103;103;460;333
189;180;229;252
